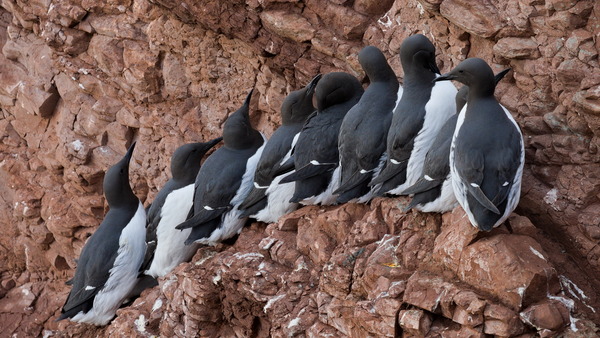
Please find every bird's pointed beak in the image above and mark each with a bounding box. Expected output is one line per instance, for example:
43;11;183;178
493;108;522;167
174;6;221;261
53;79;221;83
243;89;254;107
494;68;511;85
429;61;441;76
305;74;322;97
433;73;455;83
124;141;136;163
199;137;223;153
239;89;254;120
207;136;223;148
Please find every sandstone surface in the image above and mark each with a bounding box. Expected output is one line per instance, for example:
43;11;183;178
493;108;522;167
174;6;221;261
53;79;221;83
0;0;598;336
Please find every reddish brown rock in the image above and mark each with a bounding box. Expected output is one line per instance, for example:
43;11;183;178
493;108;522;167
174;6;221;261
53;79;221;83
398;309;432;336
493;37;541;59
305;0;370;40
16;82;60;117
457;234;561;311
0;0;599;336
520;300;569;331
483;303;525;336
260;10;315;43
439;0;505;38
432;207;479;273
353;0;395;15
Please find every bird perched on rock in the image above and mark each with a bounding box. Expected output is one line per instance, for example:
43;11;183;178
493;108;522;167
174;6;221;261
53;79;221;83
334;46;400;203
435;58;524;231
280;72;364;205
58;142;146;326
176;90;266;244
402;68;510;213
238;74;321;222
140;137;222;278
370;34;457;196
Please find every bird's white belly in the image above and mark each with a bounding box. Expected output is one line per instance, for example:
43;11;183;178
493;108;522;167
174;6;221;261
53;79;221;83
72;202;146;326
253;172;298;223
146;185;197;278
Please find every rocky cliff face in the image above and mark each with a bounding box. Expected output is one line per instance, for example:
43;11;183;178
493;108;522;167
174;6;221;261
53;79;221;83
0;0;598;336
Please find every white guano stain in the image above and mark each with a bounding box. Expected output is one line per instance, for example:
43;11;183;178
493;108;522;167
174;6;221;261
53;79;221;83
529;246;546;260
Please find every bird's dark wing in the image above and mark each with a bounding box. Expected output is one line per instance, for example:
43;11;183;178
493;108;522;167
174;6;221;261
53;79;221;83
280;162;336;183
176;149;246;230
454;147;500;214
485;131;522;206
286;112;343;184
184;218;221;245
253;127;298;186
60;226;121;318
238;186;267;212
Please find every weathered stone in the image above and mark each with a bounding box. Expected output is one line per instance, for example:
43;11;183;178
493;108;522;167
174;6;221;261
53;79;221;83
573;85;600;115
306;0;370;40
260;10;315;43
87;34;124;77
494;37;541;59
353;0;395;15
398;309;432;336
403;271;459;316
457;234;560;311
520;300;569;331
16;82;60;117
432;207;479;273
416;0;444;12
484;303;525;336
0;283;36;313
439;0;505;38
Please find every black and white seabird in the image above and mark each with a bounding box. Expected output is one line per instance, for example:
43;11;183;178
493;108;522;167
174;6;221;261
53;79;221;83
238;75;321;222
280;72;364;205
435;58;524;231
402;68;510;213
370;34;457;195
176;90;266;244
334;46;400;203
140;137;222;278
58;142;146;326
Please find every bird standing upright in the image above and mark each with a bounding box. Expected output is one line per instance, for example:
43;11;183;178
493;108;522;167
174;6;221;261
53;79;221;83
280;72;364;205
58;142;146;326
435;58;524;231
239;75;321;222
370;34;457;196
176;90;266;244
142;137;222;278
401;68;510;213
334;46;400;204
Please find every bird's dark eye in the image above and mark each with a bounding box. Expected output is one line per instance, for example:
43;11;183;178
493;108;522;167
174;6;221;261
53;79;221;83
458;70;464;73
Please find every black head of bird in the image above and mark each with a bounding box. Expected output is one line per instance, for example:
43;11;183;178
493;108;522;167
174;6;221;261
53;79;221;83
222;89;263;150
400;34;440;77
358;46;396;82
434;58;496;96
170;137;223;181
103;142;138;209
281;74;321;125
454;67;511;113
315;72;364;112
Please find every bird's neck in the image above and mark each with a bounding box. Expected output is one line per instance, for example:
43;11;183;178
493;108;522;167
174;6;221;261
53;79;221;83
468;84;495;99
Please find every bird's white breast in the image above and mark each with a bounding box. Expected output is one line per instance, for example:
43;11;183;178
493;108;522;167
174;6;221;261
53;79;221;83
146;184;197;278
